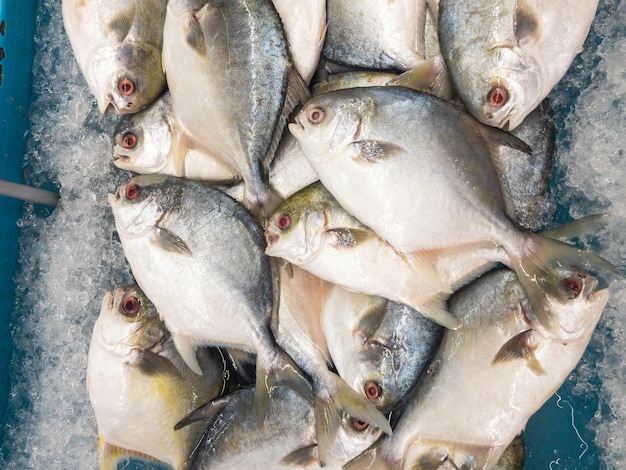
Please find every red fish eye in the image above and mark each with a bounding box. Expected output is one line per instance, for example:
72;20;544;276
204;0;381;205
560;276;582;299
118;78;135;96
352;418;369;431
307;107;325;124
364;381;382;400
487;86;508;107
276;213;291;230
121;296;140;317
125;184;140;200
121;133;137;149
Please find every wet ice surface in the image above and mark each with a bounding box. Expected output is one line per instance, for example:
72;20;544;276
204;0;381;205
0;0;624;468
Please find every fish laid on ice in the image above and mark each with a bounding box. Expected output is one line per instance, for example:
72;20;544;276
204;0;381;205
112;91;239;185
62;0;168;114
271;262;391;464
438;0;599;130
162;0;310;212
265;181;505;329
271;0;327;84
87;284;227;470
289;86;616;334
190;385;382;470
321;285;443;414
108;175;309;419
345;268;609;469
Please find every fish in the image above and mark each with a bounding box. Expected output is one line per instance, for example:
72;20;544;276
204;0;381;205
189;385;383;469
321;0;450;97
271;262;392;465
321;285;443;414
162;0;310;212
112;91;239;185
87;284;227;470
271;0;327;84
62;0;168;114
108;174;310;420
344;268;609;469
437;0;599;130
289;86;617;335
265;181;505;329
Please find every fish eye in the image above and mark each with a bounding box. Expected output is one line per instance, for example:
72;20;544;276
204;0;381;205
121;132;138;149
487;86;508;107
559;274;584;299
125;184;140;200
121;295;141;317
118;78;136;96
276;213;291;230
364;381;383;400
351;418;369;431
307;106;325;124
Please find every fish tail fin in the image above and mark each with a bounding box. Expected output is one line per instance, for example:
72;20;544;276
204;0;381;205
315;374;392;466
255;347;312;426
416;291;461;330
511;233;618;334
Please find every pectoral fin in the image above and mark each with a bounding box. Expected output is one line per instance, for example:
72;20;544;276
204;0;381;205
352;140;405;163
471;119;532;155
279;444;319;467
106;6;136;41
354;296;389;340
492;329;546;375
327;227;378;248
132;349;183;379
154;226;192;256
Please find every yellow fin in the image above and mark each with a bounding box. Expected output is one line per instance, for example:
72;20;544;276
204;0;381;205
387;56;454;101
98;438;167;470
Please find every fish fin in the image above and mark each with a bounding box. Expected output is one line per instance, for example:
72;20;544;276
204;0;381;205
280;444;319;467
106;5;136;42
351;140;405;163
174;395;231;430
98;438;166;470
343;440;392;470
255;347;313;426
327;227;378;248
417;291;461;330
154;226;192;256
170;126;193;178
514;2;540;47
131;349;183;378
354;297;389;340
172;334;203;375
492;329;546;375
471;119;532;155
315;373;392;466
510;233;618;335
400;249;453;293
540;214;611;243
222;348;257;387
262;69;311;172
184;12;207;57
387;56;454;101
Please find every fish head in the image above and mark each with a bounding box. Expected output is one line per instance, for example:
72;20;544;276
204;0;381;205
96;284;167;356
108;175;180;239
330;413;384;462
525;267;610;341
112;100;174;173
288;91;367;163
459;48;544;131
89;43;166;115
264;183;331;264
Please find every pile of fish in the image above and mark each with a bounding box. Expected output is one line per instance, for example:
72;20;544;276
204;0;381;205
61;0;617;469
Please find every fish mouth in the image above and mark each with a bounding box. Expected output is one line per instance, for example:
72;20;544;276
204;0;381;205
264;229;280;251
101;291;115;312
113;154;130;164
289;115;305;134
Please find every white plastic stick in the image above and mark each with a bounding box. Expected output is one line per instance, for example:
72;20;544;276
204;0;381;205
0;179;59;206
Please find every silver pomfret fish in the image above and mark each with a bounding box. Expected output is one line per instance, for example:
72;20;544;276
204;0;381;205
190;386;382;469
345;268;609;469
289;86;616;335
438;0;599;130
108;174;309;418
62;0;168;114
112;92;239;184
87;285;225;470
321;285;443;414
162;0;310;212
272;263;391;465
